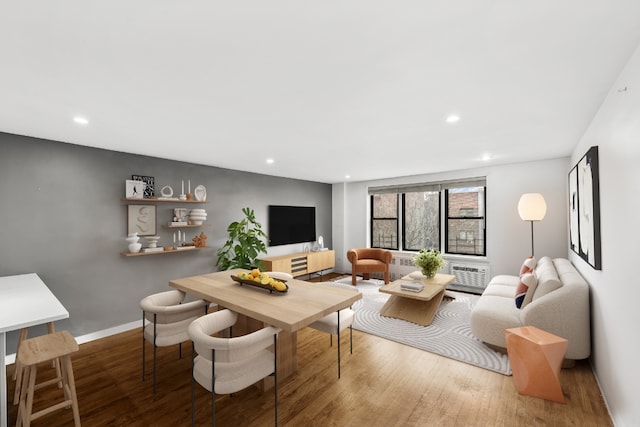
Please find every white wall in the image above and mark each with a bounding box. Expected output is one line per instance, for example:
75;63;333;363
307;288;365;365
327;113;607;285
333;157;569;278
570;43;640;427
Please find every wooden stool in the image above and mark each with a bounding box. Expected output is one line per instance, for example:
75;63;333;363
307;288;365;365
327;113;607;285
505;326;568;403
13;322;61;405
16;331;81;427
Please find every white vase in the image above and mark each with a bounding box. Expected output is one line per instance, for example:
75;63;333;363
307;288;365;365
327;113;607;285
126;233;141;253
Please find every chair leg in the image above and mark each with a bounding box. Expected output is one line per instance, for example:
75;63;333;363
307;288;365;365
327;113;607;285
350;325;353;354
337;311;341;379
211;348;216;427
274;334;278;427
142;311;146;381
352;271;357;286
153;314;157;394
191;342;195;427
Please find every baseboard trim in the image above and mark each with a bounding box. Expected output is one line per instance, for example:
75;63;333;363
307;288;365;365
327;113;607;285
4;320;141;366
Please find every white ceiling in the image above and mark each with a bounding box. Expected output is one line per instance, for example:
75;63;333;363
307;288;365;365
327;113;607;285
2;2;639;184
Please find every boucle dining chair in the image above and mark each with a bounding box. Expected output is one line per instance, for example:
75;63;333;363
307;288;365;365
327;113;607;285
188;309;282;427
308;282;359;378
140;289;212;393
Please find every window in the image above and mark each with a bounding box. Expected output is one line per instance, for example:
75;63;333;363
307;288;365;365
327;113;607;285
445;187;486;256
369;178;486;256
402;191;440;251
371;193;398;250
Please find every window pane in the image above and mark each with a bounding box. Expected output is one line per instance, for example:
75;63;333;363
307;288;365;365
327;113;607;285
372;219;398;249
447;219;485;255
447;187;485;217
403;191;439;251
446;186;485;256
372;193;398;218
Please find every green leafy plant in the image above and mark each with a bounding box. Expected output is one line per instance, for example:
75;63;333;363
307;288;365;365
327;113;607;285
412;249;447;278
216;207;269;271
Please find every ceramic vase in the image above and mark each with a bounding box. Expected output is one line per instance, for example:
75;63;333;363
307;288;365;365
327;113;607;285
126;233;142;253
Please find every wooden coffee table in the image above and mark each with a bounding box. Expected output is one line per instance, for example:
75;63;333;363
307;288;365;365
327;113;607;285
378;273;456;326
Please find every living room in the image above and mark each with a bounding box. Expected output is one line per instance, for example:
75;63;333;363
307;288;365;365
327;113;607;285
1;3;640;426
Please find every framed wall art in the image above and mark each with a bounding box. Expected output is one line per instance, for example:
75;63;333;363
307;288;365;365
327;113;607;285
568;146;601;270
132;174;155;198
125;179;145;199
127;205;157;236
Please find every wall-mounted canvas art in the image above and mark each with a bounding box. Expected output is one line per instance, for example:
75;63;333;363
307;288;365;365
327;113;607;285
568;146;601;270
127;205;157;236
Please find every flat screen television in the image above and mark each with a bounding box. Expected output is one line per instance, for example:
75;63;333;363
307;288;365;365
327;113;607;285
268;205;316;246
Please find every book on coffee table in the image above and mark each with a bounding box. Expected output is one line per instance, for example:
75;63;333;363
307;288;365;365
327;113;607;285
399;280;424;292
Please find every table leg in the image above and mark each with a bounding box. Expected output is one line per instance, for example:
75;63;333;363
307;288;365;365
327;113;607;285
1;331;7;427
380;289;446;326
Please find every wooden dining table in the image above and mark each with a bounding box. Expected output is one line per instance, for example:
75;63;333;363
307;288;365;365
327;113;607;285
0;273;69;427
169;269;361;385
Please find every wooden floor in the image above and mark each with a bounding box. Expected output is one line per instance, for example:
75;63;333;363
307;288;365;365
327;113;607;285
5;278;612;426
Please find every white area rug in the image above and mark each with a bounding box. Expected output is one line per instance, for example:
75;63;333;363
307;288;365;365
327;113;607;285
334;277;512;375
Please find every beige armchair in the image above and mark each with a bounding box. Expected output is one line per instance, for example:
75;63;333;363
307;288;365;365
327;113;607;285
347;248;392;286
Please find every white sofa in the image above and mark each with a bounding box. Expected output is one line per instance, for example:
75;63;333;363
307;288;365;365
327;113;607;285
470;257;591;361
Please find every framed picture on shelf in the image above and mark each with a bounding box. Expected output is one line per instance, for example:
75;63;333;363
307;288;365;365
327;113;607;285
125;180;145;199
127;205;157;236
132;174;155;198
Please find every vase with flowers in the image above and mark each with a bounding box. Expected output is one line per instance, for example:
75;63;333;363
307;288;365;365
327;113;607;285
413;249;446;279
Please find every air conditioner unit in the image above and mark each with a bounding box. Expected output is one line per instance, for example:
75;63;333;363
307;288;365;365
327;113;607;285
449;263;490;293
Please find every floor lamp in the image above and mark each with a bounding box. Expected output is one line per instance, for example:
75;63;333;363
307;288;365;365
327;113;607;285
518;193;547;257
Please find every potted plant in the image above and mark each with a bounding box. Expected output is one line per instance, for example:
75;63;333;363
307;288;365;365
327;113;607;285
216;207;269;271
413;249;447;278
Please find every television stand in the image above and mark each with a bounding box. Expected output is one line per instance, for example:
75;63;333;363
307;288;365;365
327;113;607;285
259;250;335;278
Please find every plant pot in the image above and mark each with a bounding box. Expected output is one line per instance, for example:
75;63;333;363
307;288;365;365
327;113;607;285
421;269;437;279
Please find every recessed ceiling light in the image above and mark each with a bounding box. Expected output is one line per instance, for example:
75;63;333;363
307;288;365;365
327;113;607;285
445;115;460;124
345;175;351;179
482;154;492;161
266;158;274;164
73;116;89;125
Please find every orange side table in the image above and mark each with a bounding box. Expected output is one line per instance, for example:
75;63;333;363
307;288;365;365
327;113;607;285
505;326;568;403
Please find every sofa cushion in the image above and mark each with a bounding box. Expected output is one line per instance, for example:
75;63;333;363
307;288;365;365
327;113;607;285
532;258;562;301
514;273;538;309
519;256;536;275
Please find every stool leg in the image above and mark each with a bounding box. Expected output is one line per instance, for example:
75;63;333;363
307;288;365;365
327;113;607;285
18;365;38;427
61;354;82;426
13;328;29;405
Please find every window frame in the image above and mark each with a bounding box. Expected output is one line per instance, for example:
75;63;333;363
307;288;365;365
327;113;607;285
444;186;487;256
368;178;486;256
370;193;399;250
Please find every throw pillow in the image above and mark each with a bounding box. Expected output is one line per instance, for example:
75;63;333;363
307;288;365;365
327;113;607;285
514;273;538;309
519;256;536;275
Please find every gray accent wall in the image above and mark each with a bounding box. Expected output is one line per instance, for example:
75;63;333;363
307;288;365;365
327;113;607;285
0;132;332;352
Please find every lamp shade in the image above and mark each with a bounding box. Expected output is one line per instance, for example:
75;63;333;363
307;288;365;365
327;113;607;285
518;193;547;221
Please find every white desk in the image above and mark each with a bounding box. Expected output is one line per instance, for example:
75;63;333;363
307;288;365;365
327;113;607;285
0;273;69;427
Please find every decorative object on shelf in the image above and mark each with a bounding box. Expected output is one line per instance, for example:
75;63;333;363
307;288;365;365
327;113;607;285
172;208;189;225
125;180;145;199
194;185;207;201
413;249;447;279
186;179;193;201
569;146;601;270
143;235;162;253
179;180;187;201
216;207;268;270
517;193;547;257
125;232;142;253
132;175;155;198
145;235;160;248
160;185;174;199
127;205;157;236
193;232;208;248
189;208;207;225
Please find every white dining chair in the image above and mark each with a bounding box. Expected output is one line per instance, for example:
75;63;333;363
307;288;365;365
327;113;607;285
308;282;359;378
140;289;212;393
188;309;282;427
